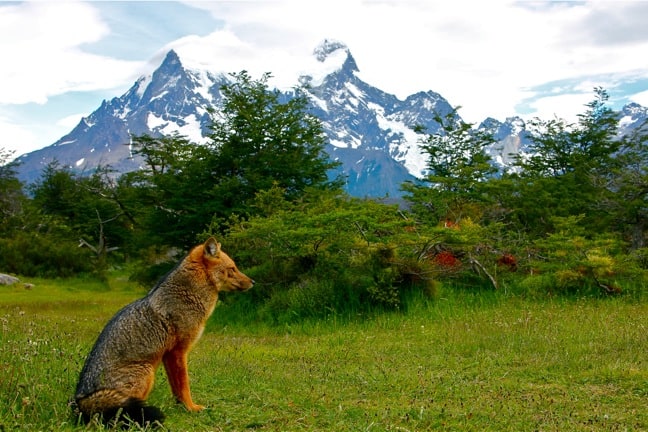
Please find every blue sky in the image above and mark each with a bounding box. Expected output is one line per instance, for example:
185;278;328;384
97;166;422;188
2;0;648;158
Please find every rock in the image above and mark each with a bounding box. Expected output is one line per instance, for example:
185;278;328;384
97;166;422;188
0;274;20;285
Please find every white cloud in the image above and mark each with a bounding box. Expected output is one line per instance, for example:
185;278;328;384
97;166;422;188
58;113;85;130
526;93;594;124
0;115;38;158
2;0;648;157
0;1;143;105
631;90;648;107
179;0;648;124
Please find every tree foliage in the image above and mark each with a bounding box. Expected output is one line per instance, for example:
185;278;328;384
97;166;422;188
0;148;25;233
519;216;639;295
514;88;620;177
402;89;647;296
402;108;497;223
221;185;438;322
208;71;342;202
124;72;342;249
496;88;639;237
122;133;208;248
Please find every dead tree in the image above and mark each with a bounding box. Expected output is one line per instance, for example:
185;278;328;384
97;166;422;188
79;209;120;263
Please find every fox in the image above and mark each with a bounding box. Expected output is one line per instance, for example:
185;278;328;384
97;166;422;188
73;237;254;427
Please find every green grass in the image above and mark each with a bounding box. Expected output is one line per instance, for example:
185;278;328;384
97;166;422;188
1;276;646;431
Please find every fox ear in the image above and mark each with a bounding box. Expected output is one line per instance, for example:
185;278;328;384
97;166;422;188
204;237;221;258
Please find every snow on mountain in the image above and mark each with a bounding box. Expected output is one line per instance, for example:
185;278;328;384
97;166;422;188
300;39;350;87
477;116;530;169
618;102;648;136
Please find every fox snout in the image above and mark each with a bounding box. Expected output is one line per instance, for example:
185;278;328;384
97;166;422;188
222;268;254;292
236;276;255;291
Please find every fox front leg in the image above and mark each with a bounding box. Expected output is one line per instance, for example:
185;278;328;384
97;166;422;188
162;348;205;412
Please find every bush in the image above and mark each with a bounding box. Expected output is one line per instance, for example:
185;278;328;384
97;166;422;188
525;216;638;296
129;260;177;288
258;278;337;324
216;188;444;323
0;232;93;277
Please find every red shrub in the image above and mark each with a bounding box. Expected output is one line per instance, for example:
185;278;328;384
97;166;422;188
435;250;460;267
497;254;518;271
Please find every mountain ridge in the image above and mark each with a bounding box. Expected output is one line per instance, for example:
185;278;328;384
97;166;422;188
15;40;648;197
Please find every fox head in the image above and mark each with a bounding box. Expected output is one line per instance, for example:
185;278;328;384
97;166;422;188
202;237;254;292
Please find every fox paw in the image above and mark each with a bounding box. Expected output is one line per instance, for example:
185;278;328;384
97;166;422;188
186;403;206;412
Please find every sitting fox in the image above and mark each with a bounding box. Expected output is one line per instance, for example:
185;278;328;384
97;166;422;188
74;237;254;427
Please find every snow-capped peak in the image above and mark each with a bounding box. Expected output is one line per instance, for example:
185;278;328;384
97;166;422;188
298;39;355;87
313;39;348;62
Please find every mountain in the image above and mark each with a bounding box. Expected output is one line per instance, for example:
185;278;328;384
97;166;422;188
14;41;454;197
14;40;648;198
16;50;226;184
300;40;456;196
618;102;648;136
475;101;648;173
477;116;530;170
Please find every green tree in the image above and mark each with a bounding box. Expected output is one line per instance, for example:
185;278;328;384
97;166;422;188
29;161;78;218
402;108;496;223
0;148;25;234
206;71;342;207
222;186;435;321
515;87;620;177
123;133;208;248
126;71;342;249
519;215;642;295
503;88;625;236
0;161;116;277
29;162;130;269
598;114;648;249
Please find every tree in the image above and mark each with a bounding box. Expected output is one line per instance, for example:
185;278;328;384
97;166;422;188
520;215;632;295
123;133;209;248
223;185;437;320
0;148;25;233
206;71;342;208
30;161;80;220
0;161;125;277
30;162;131;268
125;72;343;249
402;108;496;223
597;112;648;248
503;88;626;236
515;87;620;178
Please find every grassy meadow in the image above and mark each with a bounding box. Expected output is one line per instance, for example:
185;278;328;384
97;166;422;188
0;275;646;431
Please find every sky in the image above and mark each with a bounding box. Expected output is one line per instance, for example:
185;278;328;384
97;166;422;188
2;0;648;159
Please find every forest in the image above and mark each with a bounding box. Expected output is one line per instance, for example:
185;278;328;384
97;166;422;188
1;72;647;323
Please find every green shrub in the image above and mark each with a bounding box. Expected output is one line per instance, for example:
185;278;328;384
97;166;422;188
129;260;177;287
395;256;439;299
0;232;93;277
525;215;641;296
258;278;336;324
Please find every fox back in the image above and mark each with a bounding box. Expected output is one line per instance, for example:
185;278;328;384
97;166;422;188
74;237;254;427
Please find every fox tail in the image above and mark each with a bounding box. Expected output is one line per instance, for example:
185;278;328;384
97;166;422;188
76;397;165;428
